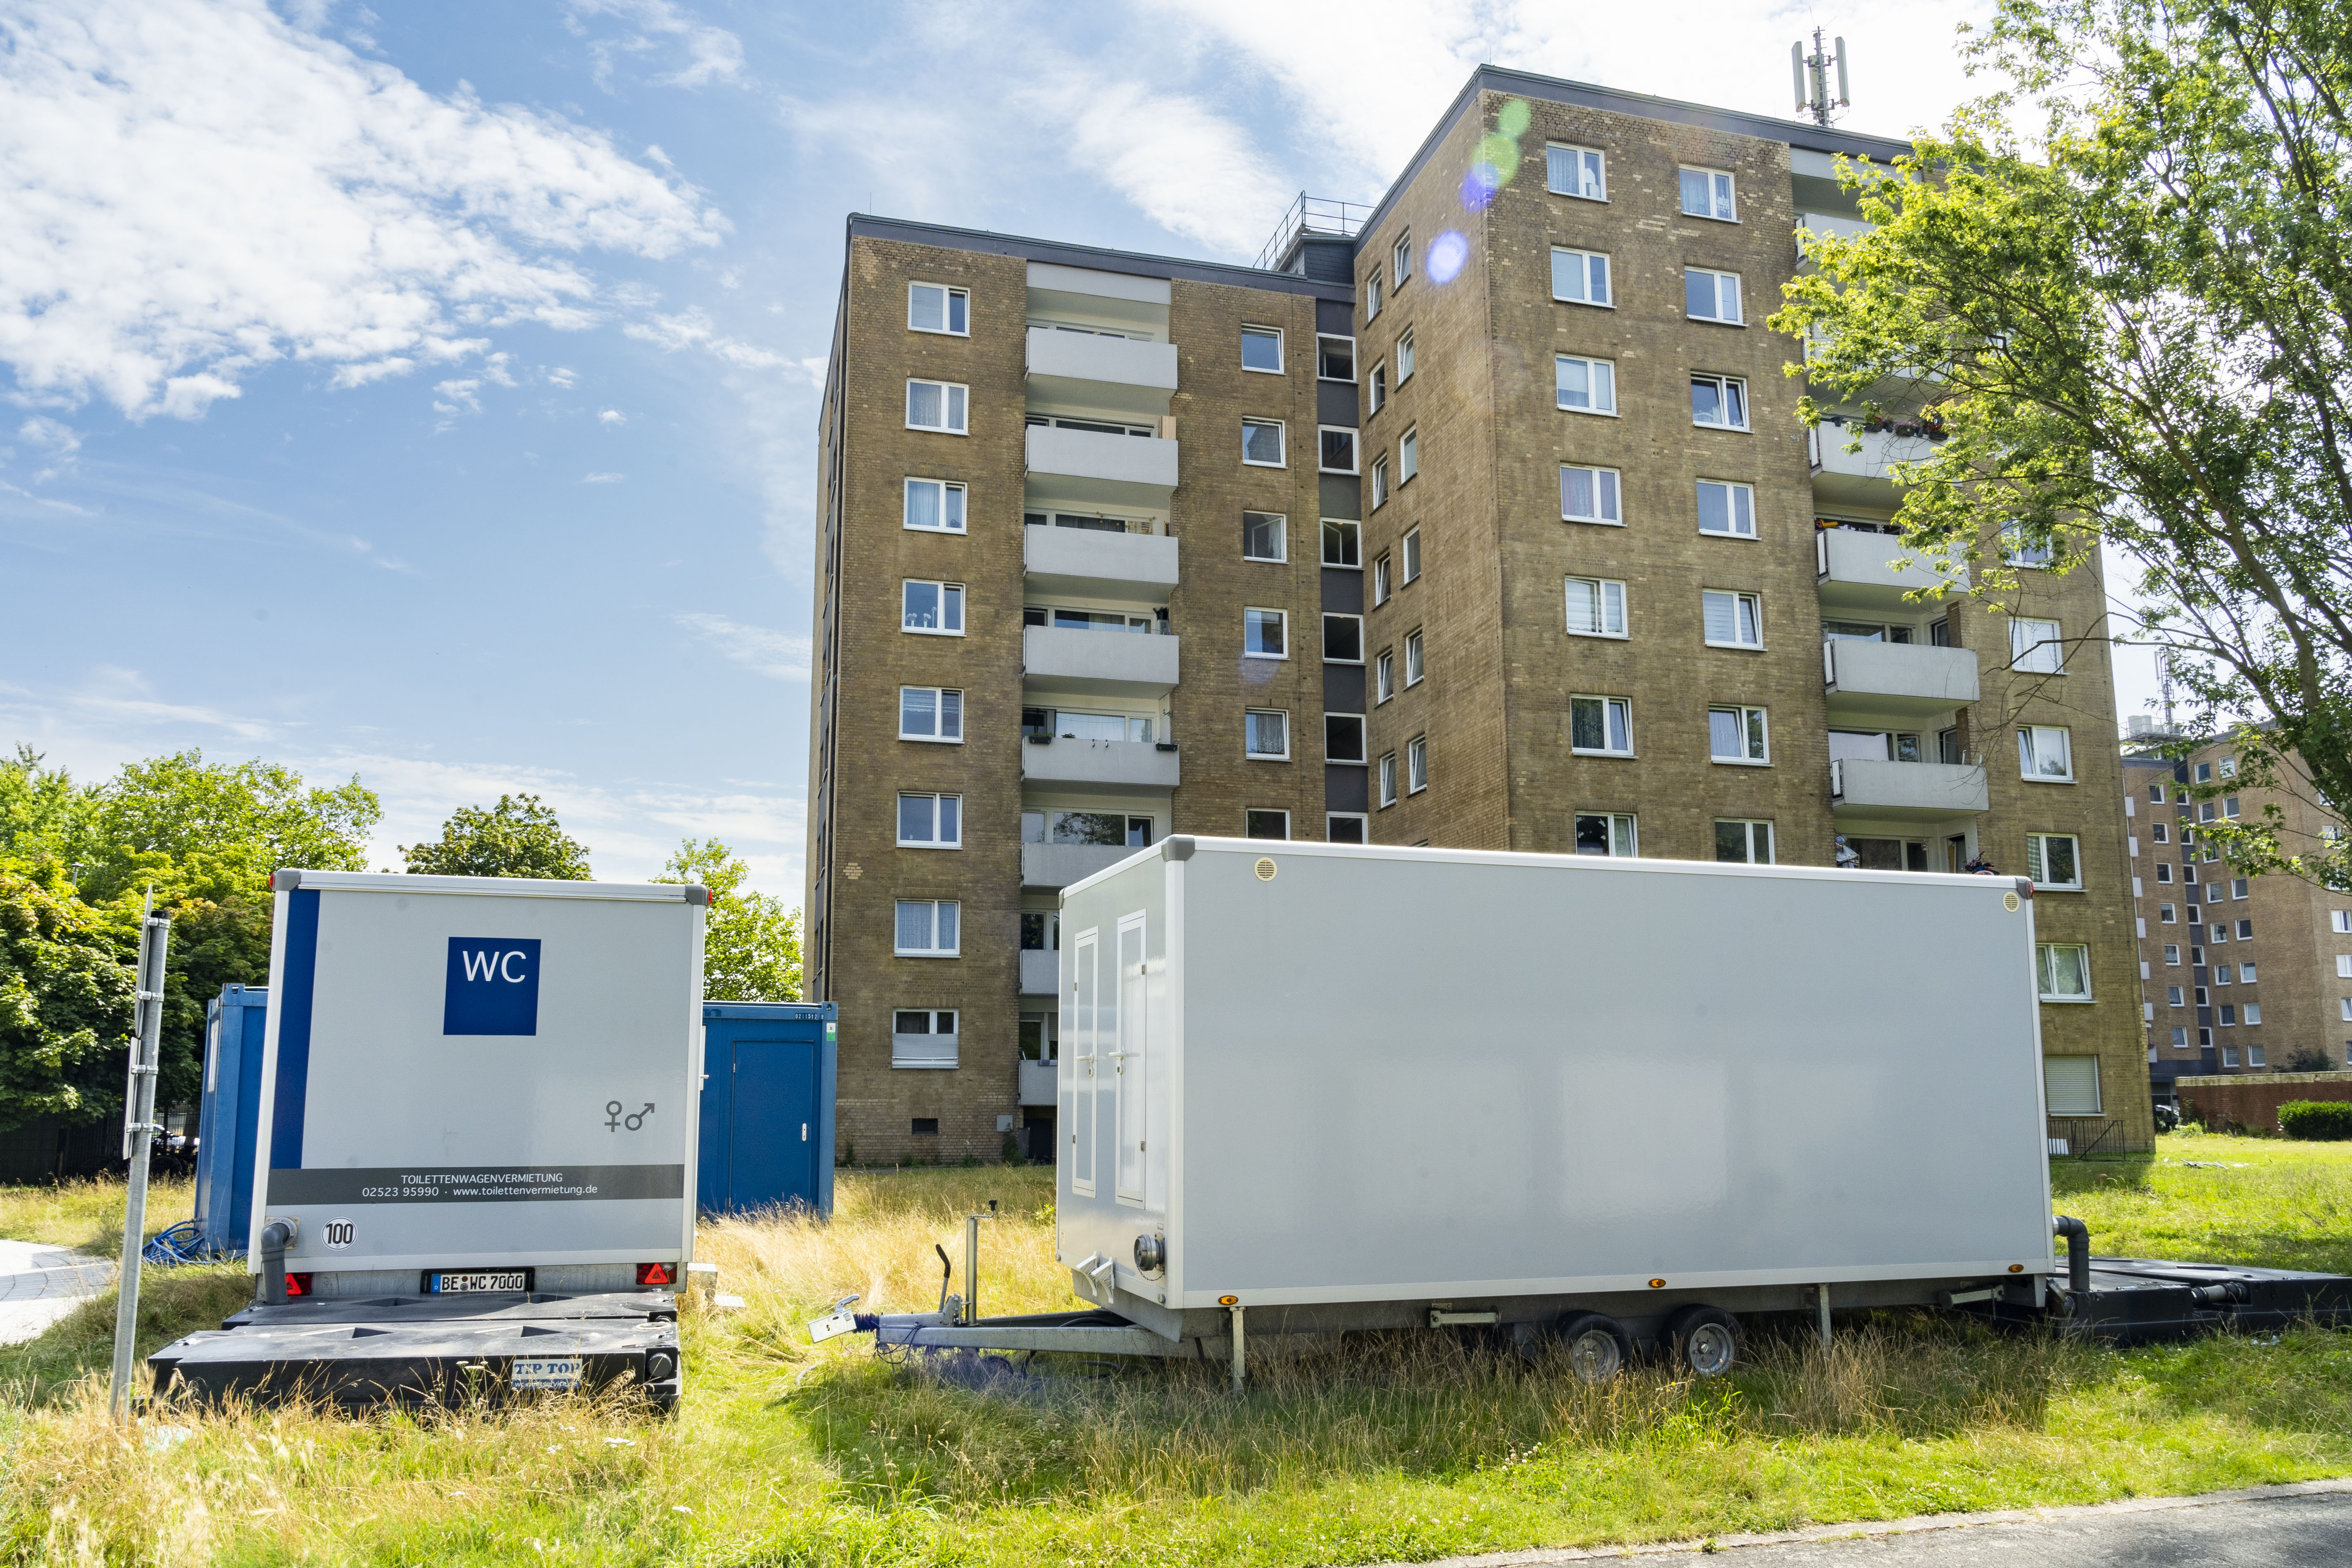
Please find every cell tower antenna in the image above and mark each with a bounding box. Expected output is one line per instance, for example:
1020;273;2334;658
1791;28;1851;128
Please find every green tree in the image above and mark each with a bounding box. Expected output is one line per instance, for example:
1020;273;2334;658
1773;0;2352;886
401;794;591;880
71;749;378;904
0;746;93;866
655;838;801;1001
0;867;136;1130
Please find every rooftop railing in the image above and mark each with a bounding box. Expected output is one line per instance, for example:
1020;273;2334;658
1254;193;1373;273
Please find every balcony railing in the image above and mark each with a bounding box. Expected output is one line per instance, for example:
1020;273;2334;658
1019;948;1059;996
1024;522;1179;599
1815;524;1966;612
1022;735;1181;793
1823;638;1979;717
1830;757;1990;820
1023;624;1181;697
1026;424;1178;506
1018;1058;1057;1107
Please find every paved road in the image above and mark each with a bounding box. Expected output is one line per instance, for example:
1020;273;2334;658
0;1238;113;1344
1389;1481;2352;1567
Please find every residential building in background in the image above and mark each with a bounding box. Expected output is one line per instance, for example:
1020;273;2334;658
2124;721;2352;1103
805;66;2150;1165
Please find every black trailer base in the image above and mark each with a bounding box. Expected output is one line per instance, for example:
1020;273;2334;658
1989;1258;2352;1346
148;1289;682;1411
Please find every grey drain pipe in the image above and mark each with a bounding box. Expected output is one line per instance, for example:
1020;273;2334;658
257;1218;298;1306
2052;1215;2090;1298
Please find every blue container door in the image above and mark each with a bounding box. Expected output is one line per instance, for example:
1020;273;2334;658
225;1003;267;1247
724;1028;820;1211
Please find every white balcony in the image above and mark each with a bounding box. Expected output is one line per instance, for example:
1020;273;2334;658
1021;736;1181;794
1795;210;1875;269
1027;328;1178;419
1018;1059;1058;1107
1023;624;1180;698
1815;526;1967;615
1823;639;1979;718
1025;522;1179;600
1026;424;1179;508
1811;423;1941;509
1831;758;1990;821
1019;948;1060;996
1023;841;1145;887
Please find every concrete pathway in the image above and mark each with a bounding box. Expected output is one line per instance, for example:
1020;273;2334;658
1380;1479;2352;1566
0;1238;114;1344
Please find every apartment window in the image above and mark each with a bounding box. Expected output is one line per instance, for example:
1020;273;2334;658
1244;808;1290;839
2027;833;2082;890
1363;271;1382;321
2037;943;2092;1001
2156;863;2173;883
2044;1056;2102;1114
1327;812;1368;843
898;686;964;742
2019;725;2075;782
1325;713;1367;763
1243;607;1288;659
1320;426;1360;474
1565;577;1628;638
1556;355;1618;415
1685;267;1743;324
1575;812;1637;856
1242;511;1287;562
2172;1026;2189;1047
2159;903;2176;922
1679;165;1737;221
1377;752;1398;807
1407;734;1429;793
1403;628;1425;686
2152;822;2169;844
1551;247;1613;306
2232;877;2250;899
1241;326;1283;374
2219;1004;2237;1027
2237;918;2254;939
2219;755;2237;778
2011;617;2064;674
1373;553;1392;605
2247;1040;2265;1063
1399;426;1419;483
1395;328;1415;382
1317;335;1356;381
1375;648;1395;703
2214;963;2233;984
1393;230;1412;288
1401;529;1422;583
1242;419;1286;466
2210;923;2229;945
902;579;965;634
1701;590;1762;647
1560;463;1622;524
1244;709;1290;760
897;793;961;848
2164;944;2180;965
1323;613;1365;662
2195;762;2212;783
2149;784;2167;802
1716;819;1774;864
1696;480;1756;537
1691;373;1749;429
2222;1044;2240;1066
2004;525;2056;567
2166;986;2185;1006
892;1012;958;1071
905;379;968;434
894;900;960;957
1547;143;1606;200
907;283;968;335
2223;794;2241;818
1709;705;1770;764
1370;455;1390;509
1322;519;1361;567
903;478;967;533
1571;696;1634;755
1369;361;1387;412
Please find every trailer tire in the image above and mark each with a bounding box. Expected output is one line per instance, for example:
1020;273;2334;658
1662;1305;1741;1378
1555;1313;1632;1383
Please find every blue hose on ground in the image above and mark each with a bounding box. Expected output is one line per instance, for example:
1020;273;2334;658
143;1219;212;1266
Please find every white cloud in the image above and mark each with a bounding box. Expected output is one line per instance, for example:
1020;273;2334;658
546;366;579;389
567;0;746;92
677;612;810;682
598;407;626;424
795;355;828;391
0;665;282;744
0;0;727;419
583;471;625;482
432;378;482;416
623;309;788;369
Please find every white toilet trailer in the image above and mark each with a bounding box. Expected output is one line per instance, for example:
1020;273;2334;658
1048;836;2058;1349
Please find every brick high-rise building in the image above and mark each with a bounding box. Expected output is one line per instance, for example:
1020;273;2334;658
805;67;2151;1165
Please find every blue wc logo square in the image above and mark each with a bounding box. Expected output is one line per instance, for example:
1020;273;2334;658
443;938;542;1036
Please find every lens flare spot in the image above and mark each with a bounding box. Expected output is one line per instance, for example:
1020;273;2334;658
1459;162;1501;210
1477;132;1520;171
1496;98;1532;138
1427;230;1470;285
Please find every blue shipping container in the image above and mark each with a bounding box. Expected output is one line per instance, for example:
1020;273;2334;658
193;984;268;1255
698;1003;837;1218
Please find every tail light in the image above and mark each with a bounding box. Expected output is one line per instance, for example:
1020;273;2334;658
285;1273;313;1297
636;1263;675;1287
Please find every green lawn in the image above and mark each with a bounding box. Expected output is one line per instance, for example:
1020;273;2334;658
2;1137;2349;1566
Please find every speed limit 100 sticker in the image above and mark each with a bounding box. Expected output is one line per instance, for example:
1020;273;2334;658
323;1218;356;1249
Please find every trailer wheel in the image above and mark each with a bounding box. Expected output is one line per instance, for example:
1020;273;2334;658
1555;1313;1631;1383
1662;1305;1741;1378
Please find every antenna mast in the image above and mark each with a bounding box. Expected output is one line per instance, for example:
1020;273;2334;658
1791;29;1851;128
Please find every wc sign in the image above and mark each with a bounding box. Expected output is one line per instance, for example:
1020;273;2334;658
443;938;543;1036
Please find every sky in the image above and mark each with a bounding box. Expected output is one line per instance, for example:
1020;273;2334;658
0;0;2169;897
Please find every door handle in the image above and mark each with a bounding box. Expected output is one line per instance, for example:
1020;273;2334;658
801;1122;808;1142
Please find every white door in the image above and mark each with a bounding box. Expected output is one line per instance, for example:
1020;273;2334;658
1068;929;1097;1196
1113;913;1147;1203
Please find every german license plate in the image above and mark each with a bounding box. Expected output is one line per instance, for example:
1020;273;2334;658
510;1356;581;1391
427;1271;528;1294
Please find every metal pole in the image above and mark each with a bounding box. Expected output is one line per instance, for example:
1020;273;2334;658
110;894;171;1423
1229;1303;1246;1392
963;1212;980;1326
1816;1284;1833;1351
